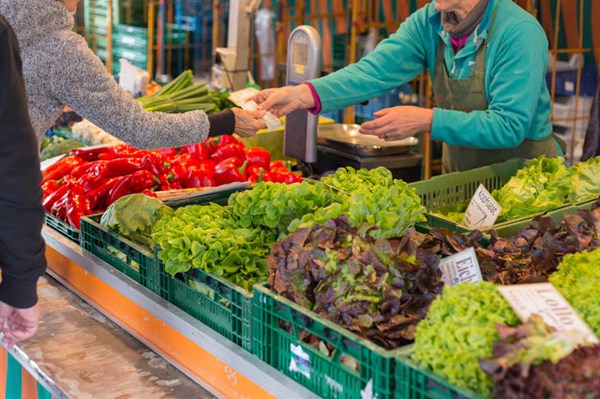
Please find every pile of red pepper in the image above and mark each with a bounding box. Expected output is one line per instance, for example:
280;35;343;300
42;135;302;229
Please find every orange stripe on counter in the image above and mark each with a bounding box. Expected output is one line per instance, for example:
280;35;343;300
21;368;37;399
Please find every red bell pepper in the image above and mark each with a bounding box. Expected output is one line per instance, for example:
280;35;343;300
87;176;128;210
71;160;106;178
245;147;271;169
185;160;216;188
248;166;272;183
270;171;303;184
269;160;290;173
42;179;61;197
153;147;178;157
211;143;246;164
69;147;112;162
51;193;69;221
105;170;158;207
42;156;86;184
43;184;69;212
180;143;209;161
77;174;108;193
141;189;158;198
64;184;91;229
214;157;248;186
204;135;241;155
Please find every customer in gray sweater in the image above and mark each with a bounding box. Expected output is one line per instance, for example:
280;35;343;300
0;0;266;149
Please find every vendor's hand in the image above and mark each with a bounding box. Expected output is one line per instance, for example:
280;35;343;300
232;108;267;138
0;301;40;349
252;85;315;117
359;106;433;141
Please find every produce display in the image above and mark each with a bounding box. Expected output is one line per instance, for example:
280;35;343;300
41;135;297;228
436;155;600;224
268;216;444;349
100;193;174;248
229;180;333;237
153;203;275;290
412;282;520;397
479;317;600;399
478;198;600;284
289;167;427;239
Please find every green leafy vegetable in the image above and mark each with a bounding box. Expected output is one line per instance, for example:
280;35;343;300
101;193;173;248
290;167;426;239
567;156;600;202
493;156;572;222
412;282;519;397
229;181;335;237
40;138;85;161
549;248;600;336
151;204;276;291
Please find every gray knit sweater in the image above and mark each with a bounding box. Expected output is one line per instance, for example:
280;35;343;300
0;0;210;149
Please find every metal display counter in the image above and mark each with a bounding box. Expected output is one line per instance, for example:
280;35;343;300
0;226;318;398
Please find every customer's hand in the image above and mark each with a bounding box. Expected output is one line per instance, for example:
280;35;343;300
252;85;315;117
232;108;267;138
0;301;40;349
359;106;433;141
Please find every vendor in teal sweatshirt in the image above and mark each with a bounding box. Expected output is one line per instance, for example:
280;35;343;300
254;0;560;172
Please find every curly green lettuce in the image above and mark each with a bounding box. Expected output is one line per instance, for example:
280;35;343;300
493;156;571;222
567;156;600;203
412;282;519;397
549;248;600;336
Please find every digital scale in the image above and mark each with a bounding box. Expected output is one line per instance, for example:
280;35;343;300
284;26;322;163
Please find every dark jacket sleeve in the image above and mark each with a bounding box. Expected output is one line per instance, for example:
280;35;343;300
0;15;47;308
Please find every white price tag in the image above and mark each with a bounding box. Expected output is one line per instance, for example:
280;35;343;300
289;344;311;379
439;247;483;287
498;283;599;344
463;184;502;228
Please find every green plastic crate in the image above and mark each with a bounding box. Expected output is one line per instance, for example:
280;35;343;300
408;158;575;237
80;214;166;298
160;260;253;350
156;185;253;349
44;213;80;243
395;347;485;399
252;283;406;399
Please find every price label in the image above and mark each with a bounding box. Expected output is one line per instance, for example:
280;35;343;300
498;283;599;343
289;344;311;379
463;184;502;228
439;247;483;287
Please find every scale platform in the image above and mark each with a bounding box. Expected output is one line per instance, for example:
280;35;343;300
315;124;423;182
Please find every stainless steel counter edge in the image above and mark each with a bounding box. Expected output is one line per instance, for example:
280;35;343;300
42;226;319;399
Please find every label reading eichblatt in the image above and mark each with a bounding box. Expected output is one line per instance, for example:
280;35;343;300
439;247;483;287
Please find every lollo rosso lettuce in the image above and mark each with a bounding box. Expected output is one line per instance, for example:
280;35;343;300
412;282;519;397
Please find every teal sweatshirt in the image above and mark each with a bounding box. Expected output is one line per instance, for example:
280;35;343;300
309;0;552;149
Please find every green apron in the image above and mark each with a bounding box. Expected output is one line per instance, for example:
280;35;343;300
432;8;558;173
